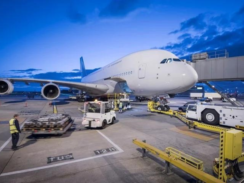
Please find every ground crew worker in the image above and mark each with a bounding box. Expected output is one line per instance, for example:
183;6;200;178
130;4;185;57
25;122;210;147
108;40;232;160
119;102;123;113
9;114;21;150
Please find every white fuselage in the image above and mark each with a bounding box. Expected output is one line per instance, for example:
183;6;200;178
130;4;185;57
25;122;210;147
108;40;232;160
82;49;198;96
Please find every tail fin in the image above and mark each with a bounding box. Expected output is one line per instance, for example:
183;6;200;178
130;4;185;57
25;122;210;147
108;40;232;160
80;57;87;79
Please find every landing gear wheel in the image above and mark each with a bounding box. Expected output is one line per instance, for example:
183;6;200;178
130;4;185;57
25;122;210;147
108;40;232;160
111;117;115;124
164;105;170;111
157;105;165;111
101;120;107;129
202;109;219;125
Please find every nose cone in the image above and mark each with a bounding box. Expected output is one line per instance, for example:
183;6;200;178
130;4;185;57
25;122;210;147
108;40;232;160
180;64;198;91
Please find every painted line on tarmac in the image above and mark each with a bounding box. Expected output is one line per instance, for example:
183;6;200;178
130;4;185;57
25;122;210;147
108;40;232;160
97;130;124;152
0;122;26;153
0;130;123;177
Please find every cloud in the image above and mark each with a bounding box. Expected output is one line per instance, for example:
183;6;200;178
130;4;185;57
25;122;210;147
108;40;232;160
210;14;230;28
170;13;207;34
0;68;101;91
32;71;81;81
30;68;100;82
161;5;244;58
236;5;244;15
177;33;191;40
67;6;87;24
232;4;244;25
99;0;150;19
1;68;100;83
9;68;42;74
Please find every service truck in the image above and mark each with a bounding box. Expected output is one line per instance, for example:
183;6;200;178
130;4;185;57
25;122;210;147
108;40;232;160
186;103;244;127
80;101;116;129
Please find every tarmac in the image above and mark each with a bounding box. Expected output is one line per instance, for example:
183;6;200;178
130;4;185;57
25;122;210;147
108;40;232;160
0;95;242;183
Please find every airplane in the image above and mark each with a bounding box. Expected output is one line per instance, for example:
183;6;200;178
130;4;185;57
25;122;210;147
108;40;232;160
0;49;198;100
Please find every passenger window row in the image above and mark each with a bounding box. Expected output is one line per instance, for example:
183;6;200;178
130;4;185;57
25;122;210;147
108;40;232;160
113;71;133;77
160;58;182;64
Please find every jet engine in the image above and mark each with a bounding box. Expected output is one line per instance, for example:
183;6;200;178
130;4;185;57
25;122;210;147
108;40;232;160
41;83;60;100
0;79;14;95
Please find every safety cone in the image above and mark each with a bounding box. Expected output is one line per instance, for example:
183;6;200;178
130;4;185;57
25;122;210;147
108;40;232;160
25;102;28;107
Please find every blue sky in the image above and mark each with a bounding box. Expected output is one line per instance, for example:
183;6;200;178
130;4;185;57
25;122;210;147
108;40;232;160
0;0;244;91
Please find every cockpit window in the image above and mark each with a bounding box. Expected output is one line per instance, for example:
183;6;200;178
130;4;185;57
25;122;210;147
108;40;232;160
173;58;181;62
160;59;167;64
167;58;172;63
160;58;182;64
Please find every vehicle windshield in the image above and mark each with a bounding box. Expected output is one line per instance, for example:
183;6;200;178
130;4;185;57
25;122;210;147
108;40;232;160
86;103;101;113
188;105;197;111
160;58;182;64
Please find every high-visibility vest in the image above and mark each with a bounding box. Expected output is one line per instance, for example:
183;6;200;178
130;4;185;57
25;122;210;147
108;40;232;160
119;102;123;108
9;119;18;134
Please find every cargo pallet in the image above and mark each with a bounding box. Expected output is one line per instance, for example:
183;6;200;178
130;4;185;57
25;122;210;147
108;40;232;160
22;114;74;135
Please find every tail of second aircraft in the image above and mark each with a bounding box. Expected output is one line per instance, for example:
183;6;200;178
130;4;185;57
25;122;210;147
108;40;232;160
80;57;87;80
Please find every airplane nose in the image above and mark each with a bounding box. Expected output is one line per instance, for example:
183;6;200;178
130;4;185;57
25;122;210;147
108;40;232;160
181;64;198;90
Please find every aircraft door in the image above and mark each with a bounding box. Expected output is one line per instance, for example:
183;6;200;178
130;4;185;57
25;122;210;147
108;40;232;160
186;105;198;120
138;63;146;79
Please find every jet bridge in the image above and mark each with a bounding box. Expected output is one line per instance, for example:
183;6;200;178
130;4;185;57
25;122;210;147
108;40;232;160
190;50;244;81
189;50;244;107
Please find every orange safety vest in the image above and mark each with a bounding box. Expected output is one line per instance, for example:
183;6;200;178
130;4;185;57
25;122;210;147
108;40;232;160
9;119;18;134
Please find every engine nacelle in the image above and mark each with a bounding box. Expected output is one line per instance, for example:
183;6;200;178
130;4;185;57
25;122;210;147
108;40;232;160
0;79;14;95
41;83;60;100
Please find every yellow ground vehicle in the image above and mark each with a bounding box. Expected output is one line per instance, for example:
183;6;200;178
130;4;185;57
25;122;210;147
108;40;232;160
151;97;170;111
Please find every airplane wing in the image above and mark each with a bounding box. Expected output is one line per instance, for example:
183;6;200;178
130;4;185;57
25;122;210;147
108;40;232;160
4;78;109;95
104;77;126;82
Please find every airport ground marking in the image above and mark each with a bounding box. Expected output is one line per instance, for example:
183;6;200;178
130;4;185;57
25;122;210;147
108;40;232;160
97;130;124;152
0;130;123;177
